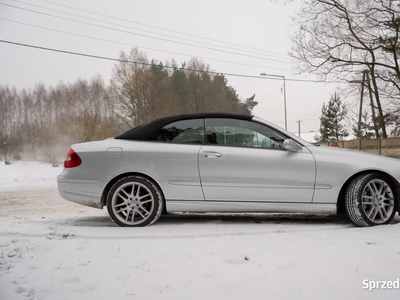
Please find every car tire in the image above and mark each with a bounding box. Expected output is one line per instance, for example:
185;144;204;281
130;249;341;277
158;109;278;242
107;176;164;227
345;173;396;227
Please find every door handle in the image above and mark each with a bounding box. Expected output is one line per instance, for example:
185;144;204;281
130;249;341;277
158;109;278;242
201;151;222;158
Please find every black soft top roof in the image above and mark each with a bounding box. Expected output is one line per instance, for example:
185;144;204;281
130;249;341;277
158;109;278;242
115;113;253;140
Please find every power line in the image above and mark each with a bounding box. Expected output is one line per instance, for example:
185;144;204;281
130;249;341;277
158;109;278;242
0;2;293;64
0;17;292;72
39;0;290;58
0;39;348;84
10;0;293;62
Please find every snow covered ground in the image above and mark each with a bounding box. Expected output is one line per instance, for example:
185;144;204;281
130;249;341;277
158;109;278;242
1;161;400;299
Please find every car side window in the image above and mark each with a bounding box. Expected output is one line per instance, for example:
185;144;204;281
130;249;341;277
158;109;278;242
205;118;286;149
150;119;204;144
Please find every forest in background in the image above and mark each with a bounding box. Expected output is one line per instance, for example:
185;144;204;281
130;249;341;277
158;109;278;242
0;49;257;161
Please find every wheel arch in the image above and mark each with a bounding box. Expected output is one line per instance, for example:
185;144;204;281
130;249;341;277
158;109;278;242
337;170;400;214
101;172;167;213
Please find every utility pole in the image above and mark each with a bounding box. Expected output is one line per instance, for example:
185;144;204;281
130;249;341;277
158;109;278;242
357;71;366;137
260;73;287;130
365;71;380;138
283;77;287;131
297;120;301;137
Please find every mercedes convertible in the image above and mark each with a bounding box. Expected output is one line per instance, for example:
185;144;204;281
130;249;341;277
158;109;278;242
57;113;400;227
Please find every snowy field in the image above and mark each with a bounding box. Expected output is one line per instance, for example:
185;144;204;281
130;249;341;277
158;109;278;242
1;161;400;300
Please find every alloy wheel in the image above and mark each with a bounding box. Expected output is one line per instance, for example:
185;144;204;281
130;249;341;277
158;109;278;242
361;179;395;224
111;182;155;226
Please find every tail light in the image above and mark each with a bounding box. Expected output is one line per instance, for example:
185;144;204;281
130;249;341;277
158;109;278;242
64;148;82;168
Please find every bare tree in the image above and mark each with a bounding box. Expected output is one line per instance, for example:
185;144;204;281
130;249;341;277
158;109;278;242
290;0;400;138
110;49;153;127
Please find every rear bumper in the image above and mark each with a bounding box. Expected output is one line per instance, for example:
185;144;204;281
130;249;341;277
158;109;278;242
57;174;102;209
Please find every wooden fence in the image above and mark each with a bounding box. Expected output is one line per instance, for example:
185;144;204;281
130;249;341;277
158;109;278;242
318;138;400;159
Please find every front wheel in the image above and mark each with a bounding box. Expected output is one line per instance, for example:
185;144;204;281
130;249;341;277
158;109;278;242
107;176;164;227
345;173;396;227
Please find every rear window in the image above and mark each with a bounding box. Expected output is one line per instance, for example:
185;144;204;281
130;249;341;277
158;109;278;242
148;119;204;144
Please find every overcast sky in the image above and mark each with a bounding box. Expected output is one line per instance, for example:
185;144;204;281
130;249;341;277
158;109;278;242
0;0;344;140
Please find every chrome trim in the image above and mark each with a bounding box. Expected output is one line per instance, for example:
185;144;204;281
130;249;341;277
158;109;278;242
58;178;98;184
168;180;201;186
200;180;315;189
315;184;332;189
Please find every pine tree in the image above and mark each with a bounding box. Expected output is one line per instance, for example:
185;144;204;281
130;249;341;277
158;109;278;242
241;94;258;115
318;93;349;142
352;110;375;139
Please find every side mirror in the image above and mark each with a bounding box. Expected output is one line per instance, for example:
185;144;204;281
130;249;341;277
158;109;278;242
283;139;302;152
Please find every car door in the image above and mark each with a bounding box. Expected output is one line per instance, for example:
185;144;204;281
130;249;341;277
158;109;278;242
198;118;316;202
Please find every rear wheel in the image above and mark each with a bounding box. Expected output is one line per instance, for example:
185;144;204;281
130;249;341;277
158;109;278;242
107;176;164;227
345;173;396;227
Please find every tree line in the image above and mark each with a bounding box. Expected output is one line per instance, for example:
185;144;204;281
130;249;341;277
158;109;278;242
0;49;257;161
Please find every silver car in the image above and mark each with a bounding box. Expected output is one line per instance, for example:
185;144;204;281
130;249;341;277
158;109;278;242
57;113;400;227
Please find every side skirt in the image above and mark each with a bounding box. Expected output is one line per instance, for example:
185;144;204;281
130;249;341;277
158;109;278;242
166;200;336;214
